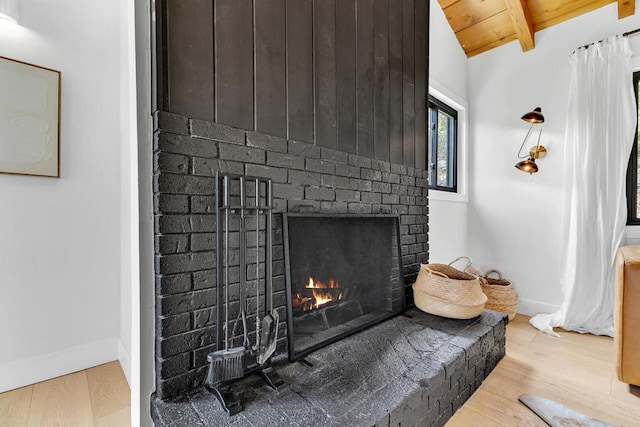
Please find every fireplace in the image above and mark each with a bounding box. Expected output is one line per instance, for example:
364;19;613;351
283;214;405;360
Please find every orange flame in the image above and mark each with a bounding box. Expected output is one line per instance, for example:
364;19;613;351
306;277;343;309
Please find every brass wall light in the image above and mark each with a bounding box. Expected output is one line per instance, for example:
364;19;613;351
515;107;546;174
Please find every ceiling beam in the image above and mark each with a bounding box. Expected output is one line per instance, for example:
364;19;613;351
618;0;635;19
505;0;535;52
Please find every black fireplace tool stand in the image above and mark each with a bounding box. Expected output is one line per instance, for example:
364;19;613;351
205;383;242;416
208;173;285;415
206;365;285;416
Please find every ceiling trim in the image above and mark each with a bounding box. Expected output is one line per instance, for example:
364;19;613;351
505;0;535;52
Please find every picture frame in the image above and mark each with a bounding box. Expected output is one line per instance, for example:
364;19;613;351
0;56;61;177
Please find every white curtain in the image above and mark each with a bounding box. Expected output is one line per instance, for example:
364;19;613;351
530;36;637;337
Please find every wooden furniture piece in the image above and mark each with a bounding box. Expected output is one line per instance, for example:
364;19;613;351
614;245;640;387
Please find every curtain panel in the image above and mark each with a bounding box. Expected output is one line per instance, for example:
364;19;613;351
531;35;637;337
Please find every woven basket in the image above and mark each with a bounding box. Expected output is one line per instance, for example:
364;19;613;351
449;255;483;276
480;269;518;320
412;262;487;319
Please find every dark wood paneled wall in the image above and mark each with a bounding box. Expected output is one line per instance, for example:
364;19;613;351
155;0;429;169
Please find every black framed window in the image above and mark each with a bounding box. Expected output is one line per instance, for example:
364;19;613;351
627;71;640;224
428;96;457;192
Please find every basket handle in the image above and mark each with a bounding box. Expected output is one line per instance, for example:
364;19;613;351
448;256;473;270
425;267;450;279
484;269;503;280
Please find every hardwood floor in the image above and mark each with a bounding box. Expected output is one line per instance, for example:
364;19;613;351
0;361;130;427
447;314;640;426
2;319;638;426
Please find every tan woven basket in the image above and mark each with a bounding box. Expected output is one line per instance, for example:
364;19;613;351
480;269;518;320
412;262;487;319
449;255;482;276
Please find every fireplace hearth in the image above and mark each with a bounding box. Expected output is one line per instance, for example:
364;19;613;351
283;214;405;360
151;309;508;427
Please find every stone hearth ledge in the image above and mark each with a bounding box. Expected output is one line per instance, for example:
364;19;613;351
151;308;507;427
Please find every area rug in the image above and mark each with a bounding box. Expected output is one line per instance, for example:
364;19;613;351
519;394;619;427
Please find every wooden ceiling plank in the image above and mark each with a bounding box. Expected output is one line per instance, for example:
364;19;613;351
528;0;611;32
437;0;631;57
504;0;535;51
618;0;635;18
443;0;508;32
455;10;516;56
438;0;458;10
444;0;507;32
466;34;519;57
437;0;460;9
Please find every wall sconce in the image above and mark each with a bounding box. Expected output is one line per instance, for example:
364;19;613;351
515;107;546;174
0;0;19;24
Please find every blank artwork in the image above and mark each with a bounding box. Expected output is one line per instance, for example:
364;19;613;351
0;56;60;177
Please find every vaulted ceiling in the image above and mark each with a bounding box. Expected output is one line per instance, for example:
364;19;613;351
437;0;636;57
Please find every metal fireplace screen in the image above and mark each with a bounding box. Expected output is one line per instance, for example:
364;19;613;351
283;214;405;360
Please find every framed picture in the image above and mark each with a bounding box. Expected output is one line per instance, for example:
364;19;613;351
0;56;61;177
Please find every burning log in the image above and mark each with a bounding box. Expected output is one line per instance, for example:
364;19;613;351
305;277;343;310
292;293;314;311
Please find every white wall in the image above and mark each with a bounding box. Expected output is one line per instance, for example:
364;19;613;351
428;0;470;264
118;0;155;423
0;0;124;392
467;4;640;315
134;0;156;422
119;0;138;388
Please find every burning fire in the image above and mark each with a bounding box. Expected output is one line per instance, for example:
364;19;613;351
292;277;343;311
307;277;343;308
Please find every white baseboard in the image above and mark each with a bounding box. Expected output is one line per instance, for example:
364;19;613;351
516;298;561;317
0;338;119;393
119;338;132;388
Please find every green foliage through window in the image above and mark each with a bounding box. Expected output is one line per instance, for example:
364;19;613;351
428;96;457;192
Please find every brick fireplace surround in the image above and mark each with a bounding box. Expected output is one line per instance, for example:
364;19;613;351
153;111;430;400
151;112;508;425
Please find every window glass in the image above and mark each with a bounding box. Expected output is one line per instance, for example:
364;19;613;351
428;96;457;192
626;72;640;224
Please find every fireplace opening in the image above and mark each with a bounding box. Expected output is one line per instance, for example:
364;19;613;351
283;214;405;360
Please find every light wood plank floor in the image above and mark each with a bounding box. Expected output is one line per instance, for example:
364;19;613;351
447;314;640;426
0;361;130;427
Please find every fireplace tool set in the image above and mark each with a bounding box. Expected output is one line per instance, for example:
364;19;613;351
206;173;284;415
